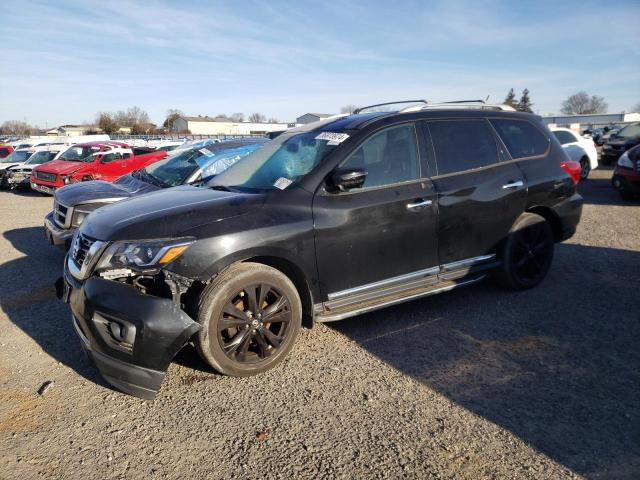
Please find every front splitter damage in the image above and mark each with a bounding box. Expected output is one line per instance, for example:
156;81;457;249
65;273;200;399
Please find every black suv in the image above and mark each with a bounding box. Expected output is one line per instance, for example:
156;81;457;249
61;101;583;399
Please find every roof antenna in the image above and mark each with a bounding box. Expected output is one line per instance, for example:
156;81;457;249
485;95;490;102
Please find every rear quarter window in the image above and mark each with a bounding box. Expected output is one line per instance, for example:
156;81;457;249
490;119;550;159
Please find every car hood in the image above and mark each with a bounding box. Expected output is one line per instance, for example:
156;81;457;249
55;175;158;207
35;159;91;175
81;185;265;241
1;161;26;171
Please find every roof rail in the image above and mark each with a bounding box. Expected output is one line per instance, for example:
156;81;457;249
412;100;516;112
353;100;428;115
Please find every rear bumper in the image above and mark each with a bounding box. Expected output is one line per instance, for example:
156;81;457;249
553;192;583;241
44;212;74;249
63;262;200;399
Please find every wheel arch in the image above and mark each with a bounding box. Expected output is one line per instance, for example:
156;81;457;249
183;249;317;329
524;206;563;241
243;255;315;329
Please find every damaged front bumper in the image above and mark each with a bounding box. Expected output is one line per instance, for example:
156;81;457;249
63;262;200;399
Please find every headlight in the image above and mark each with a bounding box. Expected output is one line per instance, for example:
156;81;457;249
96;238;194;271
617;151;633;168
71;203;106;227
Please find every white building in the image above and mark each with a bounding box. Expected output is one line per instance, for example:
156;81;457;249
542;112;640;129
172;116;290;135
295;113;334;125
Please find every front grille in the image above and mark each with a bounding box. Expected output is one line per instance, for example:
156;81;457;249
35;171;57;182
54;200;70;228
72;233;95;267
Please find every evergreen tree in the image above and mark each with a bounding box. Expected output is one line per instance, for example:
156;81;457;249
503;88;517;108
517;89;533;113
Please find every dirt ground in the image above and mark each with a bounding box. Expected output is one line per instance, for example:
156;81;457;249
0;166;638;479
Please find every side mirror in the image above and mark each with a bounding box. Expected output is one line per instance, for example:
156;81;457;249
327;168;367;192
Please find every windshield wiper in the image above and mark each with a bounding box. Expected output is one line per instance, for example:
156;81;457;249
136;169;169;188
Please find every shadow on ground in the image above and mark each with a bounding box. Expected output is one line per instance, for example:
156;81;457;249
0;226;112;390
329;243;640;478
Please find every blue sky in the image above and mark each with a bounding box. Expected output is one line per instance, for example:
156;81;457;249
1;0;639;127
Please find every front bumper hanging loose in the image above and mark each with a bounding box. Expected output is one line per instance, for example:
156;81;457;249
63;262;200;399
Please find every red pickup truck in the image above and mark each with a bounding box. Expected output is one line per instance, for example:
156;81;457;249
31;141;167;194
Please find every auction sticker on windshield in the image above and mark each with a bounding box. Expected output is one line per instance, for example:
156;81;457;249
315;132;349;145
273;177;293;190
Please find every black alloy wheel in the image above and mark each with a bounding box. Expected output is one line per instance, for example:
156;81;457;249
218;284;292;364
510;221;554;286
493;213;554;290
195;262;302;376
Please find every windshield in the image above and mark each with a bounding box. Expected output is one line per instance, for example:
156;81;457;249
143;142;265;187
1;150;32;163
25;151;57;165
616;124;640;139
58;145;100;162
211;132;341;191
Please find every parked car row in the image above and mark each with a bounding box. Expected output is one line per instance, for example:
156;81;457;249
45;101;586;400
45;138;267;248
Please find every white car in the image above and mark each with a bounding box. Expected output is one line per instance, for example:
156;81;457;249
550;127;598;180
0;147;34;184
5;145;65;189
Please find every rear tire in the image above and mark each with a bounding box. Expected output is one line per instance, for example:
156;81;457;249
195;262;302;377
493;213;554;290
580;156;590;180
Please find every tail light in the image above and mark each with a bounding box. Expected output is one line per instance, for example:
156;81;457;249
560;160;581;185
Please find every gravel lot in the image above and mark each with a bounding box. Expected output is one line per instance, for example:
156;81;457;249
0;166;638;479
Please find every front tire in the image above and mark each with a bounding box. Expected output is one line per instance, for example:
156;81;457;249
493;213;554;290
195;262;302;377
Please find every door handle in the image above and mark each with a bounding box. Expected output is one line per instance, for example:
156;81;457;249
502;180;524;190
406;199;433;211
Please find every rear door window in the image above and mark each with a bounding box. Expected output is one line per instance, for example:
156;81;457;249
552;130;578;145
490;119;550;159
428;120;499;175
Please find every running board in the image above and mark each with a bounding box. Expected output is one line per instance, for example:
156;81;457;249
315;275;486;323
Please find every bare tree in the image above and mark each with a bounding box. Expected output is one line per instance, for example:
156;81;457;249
248;113;267;123
131;122;157;135
0;120;35;135
632;102;640;112
561;92;608;115
96;112;120;134
163;109;183;131
230;112;244;122
267;117;281;123
340;105;358;114
114;106;151;127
